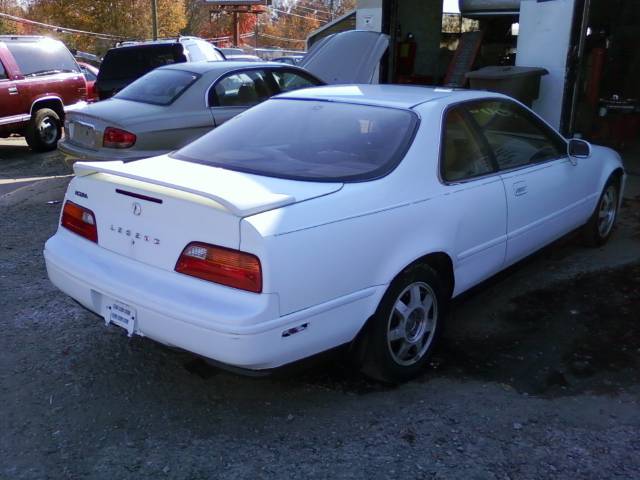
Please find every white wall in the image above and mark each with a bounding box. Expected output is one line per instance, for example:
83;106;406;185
516;0;577;129
356;0;383;32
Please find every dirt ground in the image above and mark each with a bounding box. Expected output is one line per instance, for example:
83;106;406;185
1;138;639;479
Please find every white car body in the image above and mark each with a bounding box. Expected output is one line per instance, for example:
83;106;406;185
44;85;625;373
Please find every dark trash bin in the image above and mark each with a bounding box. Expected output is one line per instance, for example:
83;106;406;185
466;66;549;107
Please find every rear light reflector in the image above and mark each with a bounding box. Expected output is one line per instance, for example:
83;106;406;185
103;127;136;148
175;242;262;293
61;200;98;243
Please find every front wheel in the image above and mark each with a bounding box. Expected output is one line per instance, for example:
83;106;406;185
25;108;62;152
358;264;446;383
582;176;620;247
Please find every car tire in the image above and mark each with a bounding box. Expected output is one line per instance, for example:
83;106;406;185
358;264;447;383
582;175;620;247
25;108;62;152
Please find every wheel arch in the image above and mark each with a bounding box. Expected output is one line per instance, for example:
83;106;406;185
350;250;455;351
30;96;65;121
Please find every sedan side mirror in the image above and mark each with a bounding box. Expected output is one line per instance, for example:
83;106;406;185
568;138;591;159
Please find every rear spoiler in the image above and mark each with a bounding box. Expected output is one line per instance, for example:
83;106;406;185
73;161;295;217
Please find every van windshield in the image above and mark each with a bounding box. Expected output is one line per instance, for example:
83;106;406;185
172;99;418;182
99;44;186;81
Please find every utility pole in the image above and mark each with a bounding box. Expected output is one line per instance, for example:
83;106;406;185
330;0;334;21
151;0;159;40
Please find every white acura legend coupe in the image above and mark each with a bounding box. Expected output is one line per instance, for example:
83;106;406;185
44;85;625;382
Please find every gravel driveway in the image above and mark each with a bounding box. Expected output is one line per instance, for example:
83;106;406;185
1;141;639;479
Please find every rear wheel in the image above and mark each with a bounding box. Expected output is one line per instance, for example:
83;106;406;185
582;176;620;247
358;264;446;383
25;108;62;152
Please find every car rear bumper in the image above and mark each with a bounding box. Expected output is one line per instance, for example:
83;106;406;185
44;229;382;369
58;139;168;163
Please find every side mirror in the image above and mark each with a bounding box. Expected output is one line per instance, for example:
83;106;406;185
568;138;591;159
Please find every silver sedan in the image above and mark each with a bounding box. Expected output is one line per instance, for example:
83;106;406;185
58;31;388;162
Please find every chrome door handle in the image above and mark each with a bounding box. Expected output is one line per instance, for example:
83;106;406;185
8;86;18;95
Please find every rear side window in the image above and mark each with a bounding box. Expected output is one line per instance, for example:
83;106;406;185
115;69;199;105
196;41;224;61
80;65;97;81
210;70;276;107
270;69;321;93
6;40;79;76
466;100;567;170
173;99;419;182
0;60;6;79
185;43;205;62
441;107;495;182
99;45;186;81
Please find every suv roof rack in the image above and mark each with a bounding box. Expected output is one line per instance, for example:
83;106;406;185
113;36;204;48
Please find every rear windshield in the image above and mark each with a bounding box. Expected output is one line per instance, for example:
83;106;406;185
115;69;199;105
172;99;419;182
6;40;79;76
99;44;186;81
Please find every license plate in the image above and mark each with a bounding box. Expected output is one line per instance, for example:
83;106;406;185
70;122;95;148
104;299;136;336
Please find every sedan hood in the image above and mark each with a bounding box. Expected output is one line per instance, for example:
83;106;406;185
73;155;343;218
69;98;166;127
300;30;389;85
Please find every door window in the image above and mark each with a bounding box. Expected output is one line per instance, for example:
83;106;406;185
80;65;97;82
6;40;79;76
441;107;495;182
209;70;275;107
270;69;321;93
466;100;567;170
0;61;6;80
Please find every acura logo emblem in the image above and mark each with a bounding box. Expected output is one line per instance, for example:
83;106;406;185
132;202;142;216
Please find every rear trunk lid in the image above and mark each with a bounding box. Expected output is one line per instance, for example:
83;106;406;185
70;156;342;270
299;30;389;85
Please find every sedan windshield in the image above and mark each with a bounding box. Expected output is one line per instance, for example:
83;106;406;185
172;99;418;182
115;69;199;105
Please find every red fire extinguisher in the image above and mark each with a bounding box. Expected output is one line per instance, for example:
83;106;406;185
396;33;417;78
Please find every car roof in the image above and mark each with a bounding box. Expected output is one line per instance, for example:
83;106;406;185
158;60;304;75
275;84;506;109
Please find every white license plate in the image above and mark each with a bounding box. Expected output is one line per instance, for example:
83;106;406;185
70;122;95;148
104;299;136;336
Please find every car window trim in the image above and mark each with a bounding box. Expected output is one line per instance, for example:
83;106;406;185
438;97;569;186
464;97;569;167
438;102;500;185
204;65;323;108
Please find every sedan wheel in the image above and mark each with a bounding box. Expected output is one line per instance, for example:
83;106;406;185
583;176;620;247
358;264;446;383
387;282;438;366
597;184;617;238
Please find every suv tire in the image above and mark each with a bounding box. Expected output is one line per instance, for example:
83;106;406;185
25;108;62;152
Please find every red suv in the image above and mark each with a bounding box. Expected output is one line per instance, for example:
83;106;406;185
0;36;87;152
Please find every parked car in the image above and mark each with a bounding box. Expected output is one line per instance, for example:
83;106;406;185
44;85;625;382
219;48;262;62
272;55;305;65
78;62;99;102
95;37;225;100
59;30;389;162
0;35;86;151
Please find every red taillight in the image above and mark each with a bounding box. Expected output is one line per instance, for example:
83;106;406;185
175;242;262;293
103;127;136;148
61;201;98;243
